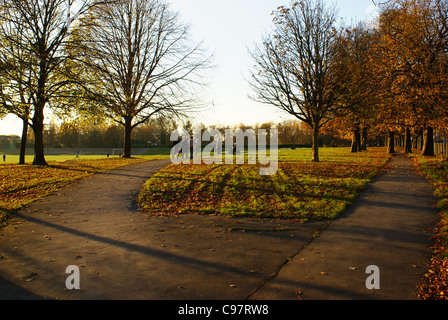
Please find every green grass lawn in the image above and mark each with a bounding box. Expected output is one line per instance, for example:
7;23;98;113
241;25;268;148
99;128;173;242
0;147;171;164
0;147;172;225
138;147;391;222
0;154;111;164
0;157;149;225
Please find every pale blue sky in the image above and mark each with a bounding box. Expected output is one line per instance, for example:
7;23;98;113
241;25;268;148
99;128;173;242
0;0;379;135
167;0;379;128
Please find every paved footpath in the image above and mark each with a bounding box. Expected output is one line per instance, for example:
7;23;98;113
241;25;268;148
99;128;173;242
0;154;438;300
250;153;437;300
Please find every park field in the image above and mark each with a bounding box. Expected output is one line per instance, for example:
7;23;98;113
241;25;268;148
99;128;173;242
138;147;391;222
0;146;173;224
0;147;171;164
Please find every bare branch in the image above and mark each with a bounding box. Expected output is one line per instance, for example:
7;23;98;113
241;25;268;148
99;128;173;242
71;0;213;157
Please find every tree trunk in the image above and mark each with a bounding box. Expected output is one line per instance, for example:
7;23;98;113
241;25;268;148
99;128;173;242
33;58;48;166
412;128;418;149
387;130;395;154
19;117;28;165
32;107;47;166
357;129;362;152
361;127;368;151
311;125;319;162
421;126;434;156
419;130;424;150
351;127;360;153
123;117;133;158
404;127;412;154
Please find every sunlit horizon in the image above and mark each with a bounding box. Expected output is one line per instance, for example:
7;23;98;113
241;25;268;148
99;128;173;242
0;0;379;136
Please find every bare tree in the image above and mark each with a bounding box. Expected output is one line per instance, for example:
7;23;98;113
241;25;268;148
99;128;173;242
75;0;212;158
248;0;340;162
0;0;111;165
0;14;35;164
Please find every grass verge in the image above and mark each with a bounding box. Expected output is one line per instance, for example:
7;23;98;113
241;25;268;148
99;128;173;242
411;154;448;300
138;147;390;222
0;157;145;226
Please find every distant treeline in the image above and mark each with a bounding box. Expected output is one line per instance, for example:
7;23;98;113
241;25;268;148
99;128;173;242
2;118;351;149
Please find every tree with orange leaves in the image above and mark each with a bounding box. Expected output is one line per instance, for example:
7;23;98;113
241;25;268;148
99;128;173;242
375;0;448;156
330;22;381;153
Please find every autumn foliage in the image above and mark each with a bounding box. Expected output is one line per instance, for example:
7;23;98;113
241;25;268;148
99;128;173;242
413;156;448;299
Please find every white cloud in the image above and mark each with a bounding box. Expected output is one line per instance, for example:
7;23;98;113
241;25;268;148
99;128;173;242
366;4;380;19
0;115;22;136
365;4;380;28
